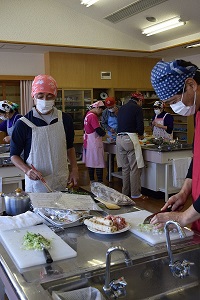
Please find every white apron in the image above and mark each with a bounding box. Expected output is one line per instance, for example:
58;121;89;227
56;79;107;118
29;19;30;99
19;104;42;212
83;113;105;168
21;110;69;192
153;113;173;140
126;133;144;169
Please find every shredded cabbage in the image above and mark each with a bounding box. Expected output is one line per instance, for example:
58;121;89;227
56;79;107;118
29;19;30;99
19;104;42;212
23;231;51;250
138;223;163;235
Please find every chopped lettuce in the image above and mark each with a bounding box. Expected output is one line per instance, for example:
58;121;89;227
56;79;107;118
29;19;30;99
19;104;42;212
23;231;51;250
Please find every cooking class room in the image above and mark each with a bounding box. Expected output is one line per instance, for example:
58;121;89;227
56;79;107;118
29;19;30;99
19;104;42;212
1;1;200;300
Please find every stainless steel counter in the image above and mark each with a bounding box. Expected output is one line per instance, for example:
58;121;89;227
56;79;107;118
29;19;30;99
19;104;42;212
1;205;200;300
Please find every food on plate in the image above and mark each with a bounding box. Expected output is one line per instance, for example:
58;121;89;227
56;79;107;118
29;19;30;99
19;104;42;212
23;231;51;250
84;219;117;233
84;215;127;233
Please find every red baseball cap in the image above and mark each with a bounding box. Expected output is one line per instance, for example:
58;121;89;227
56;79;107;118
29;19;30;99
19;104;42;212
131;92;144;101
105;97;116;108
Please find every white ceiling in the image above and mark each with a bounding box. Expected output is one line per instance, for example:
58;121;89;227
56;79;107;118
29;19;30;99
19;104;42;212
1;0;200;59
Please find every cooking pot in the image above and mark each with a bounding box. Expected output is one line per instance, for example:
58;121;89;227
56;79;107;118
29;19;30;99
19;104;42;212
4;188;31;216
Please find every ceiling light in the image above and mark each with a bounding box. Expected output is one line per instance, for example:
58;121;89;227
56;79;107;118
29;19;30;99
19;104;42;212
81;0;99;7
142;17;186;36
185;43;200;48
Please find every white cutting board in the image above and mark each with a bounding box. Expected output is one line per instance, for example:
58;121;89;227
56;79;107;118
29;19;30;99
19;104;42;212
119;210;194;245
0;224;77;269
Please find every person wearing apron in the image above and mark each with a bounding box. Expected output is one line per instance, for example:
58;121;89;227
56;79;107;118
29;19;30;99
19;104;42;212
10;75;79;192
152;100;173;141
102;97;119;178
116;92;147;200
83;101;106;183
149;59;200;232
0;100;22;143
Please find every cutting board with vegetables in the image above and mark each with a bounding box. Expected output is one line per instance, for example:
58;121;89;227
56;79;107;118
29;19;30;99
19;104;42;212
119;210;194;245
0;224;77;269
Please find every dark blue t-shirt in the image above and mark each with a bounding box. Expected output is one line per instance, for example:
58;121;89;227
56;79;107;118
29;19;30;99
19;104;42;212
10;110;74;162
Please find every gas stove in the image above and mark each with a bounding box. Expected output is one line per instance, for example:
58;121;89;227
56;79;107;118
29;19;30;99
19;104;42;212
0;153;13;166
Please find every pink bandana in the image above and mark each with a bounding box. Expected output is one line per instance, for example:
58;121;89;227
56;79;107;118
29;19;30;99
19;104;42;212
31;75;57;97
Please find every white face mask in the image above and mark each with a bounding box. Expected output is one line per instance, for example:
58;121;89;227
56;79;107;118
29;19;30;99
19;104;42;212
0;116;7;120
170;92;196;116
36;99;54;114
108;108;115;112
154;109;161;115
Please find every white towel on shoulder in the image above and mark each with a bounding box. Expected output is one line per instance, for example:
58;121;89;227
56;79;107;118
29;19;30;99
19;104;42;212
172;157;192;188
0;211;43;232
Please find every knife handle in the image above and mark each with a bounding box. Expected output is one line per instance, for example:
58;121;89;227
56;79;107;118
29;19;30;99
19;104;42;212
43;248;53;264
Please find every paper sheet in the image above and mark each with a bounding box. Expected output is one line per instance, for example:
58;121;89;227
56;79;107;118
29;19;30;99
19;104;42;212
29;192;102;211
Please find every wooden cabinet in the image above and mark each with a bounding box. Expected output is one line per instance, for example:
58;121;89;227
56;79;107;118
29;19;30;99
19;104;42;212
0;81;20;111
55;88;92;132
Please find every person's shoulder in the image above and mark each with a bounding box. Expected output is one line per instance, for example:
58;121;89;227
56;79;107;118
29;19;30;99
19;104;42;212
61;111;73;124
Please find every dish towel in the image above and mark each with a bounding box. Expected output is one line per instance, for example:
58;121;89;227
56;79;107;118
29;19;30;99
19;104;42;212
0;211;43;232
172;157;192;188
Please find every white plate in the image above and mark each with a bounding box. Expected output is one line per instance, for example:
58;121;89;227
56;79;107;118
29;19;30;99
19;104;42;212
87;223;131;235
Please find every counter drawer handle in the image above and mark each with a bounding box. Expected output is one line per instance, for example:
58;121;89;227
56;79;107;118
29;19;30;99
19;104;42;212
3;175;22;179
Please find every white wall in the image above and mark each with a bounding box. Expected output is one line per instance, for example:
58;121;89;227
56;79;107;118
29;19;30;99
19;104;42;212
0;52;44;76
1;51;200;77
180;54;200;66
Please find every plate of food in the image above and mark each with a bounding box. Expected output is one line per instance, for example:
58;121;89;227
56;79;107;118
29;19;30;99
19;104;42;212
84;215;130;235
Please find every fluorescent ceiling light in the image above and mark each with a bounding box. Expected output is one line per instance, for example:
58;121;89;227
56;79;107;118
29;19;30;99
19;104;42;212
142;17;186;36
81;0;99;7
185;43;200;48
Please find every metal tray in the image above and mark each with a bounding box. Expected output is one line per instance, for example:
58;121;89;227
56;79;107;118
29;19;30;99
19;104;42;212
35;208;107;229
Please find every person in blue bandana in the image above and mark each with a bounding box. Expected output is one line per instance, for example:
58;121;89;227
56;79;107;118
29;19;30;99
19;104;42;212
102;97;119;178
150;59;200;232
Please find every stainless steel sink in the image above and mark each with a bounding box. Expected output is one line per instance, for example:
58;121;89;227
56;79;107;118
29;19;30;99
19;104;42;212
41;247;200;300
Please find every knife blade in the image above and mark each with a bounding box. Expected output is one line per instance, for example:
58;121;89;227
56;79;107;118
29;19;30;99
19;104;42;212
36;232;53;264
40;242;53;264
143;206;172;224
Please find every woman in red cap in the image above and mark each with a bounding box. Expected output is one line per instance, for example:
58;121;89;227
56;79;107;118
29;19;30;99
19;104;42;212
10;75;79;192
83;101;106;183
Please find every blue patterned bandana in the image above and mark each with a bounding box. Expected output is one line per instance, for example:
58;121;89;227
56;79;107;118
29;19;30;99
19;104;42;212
151;60;198;101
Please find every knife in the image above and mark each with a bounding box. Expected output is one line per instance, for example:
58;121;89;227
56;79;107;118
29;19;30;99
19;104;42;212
37;233;53;264
40;242;53;264
143;206;172;224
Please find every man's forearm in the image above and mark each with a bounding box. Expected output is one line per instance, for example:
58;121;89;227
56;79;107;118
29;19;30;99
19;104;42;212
11;155;30;174
67;148;78;171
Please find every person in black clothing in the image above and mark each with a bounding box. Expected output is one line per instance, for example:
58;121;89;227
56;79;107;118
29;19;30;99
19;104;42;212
116;92;148;200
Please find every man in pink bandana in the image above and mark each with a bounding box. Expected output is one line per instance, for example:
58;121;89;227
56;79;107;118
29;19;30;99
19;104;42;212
10;74;79;192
